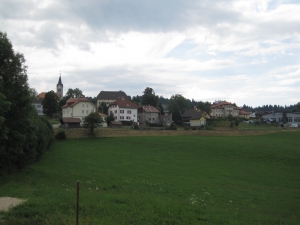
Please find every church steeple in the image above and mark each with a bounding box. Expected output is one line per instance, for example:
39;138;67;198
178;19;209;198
56;72;63;99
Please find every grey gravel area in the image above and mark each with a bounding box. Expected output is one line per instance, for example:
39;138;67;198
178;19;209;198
0;197;26;212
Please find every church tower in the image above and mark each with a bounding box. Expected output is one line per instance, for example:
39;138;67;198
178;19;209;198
56;73;63;99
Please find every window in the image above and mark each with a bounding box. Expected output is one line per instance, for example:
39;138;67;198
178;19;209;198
82;104;84;107
37;105;41;108
126;116;131;119
115;110;117;113
287;117;292;122
120;116;124;119
82;110;84;114
86;110;89;114
294;117;300;122
120;110;124;113
87;104;89;108
127;110;131;114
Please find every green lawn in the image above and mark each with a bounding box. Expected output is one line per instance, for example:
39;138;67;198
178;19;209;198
1;132;300;224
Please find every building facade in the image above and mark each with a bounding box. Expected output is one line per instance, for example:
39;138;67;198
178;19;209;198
108;97;138;123
62;98;96;124
210;101;240;118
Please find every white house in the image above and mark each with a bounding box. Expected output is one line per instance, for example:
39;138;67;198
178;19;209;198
61;98;96;124
108;97;138;123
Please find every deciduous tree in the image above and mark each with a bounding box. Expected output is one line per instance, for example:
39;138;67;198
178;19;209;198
142;87;159;107
197;101;212;114
168;94;189;125
42;90;59;117
0;32;53;175
83;112;103;134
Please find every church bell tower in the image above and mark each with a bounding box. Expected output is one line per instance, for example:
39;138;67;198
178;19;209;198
56;73;63;99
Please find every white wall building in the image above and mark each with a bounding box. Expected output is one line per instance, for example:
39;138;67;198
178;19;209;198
261;112;300;126
108;97;138;123
62;98;96;124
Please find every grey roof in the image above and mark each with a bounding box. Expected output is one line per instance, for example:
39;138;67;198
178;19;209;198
182;109;207;119
97;91;127;100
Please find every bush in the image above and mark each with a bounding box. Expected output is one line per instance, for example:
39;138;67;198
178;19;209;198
55;130;67;140
170;123;177;130
184;126;190;130
133;124;139;130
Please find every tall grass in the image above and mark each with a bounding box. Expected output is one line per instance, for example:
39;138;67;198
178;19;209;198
1;132;299;224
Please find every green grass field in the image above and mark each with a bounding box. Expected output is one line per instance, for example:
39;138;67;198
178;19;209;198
1;132;300;224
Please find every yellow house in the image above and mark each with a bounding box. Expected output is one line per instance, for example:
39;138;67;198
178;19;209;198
182;108;210;126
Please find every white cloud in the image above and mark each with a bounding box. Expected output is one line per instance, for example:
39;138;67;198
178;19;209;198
1;0;299;107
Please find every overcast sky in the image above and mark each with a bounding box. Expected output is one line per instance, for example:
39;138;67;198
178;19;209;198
1;0;299;107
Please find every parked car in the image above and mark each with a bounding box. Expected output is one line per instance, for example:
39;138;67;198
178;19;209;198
290;124;299;127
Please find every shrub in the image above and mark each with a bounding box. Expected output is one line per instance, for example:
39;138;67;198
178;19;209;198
55;130;67;140
184;126;190;130
170;123;177;130
133;124;139;130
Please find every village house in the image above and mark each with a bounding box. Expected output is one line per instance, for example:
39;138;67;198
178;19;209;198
182;108;210;126
138;105;160;126
210;101;240;118
239;110;250;119
108;97;138;123
61;98;96;125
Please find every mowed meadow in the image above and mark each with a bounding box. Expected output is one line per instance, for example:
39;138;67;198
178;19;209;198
0;131;300;224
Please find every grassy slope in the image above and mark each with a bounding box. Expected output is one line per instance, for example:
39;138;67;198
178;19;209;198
0;132;300;224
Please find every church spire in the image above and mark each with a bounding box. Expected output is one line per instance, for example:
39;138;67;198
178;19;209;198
57;71;63;87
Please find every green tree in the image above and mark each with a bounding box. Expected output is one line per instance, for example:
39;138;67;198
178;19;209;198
29;87;38;100
158;102;165;115
197;101;212;114
66;88;85;98
141;87;159;107
42;90;59;117
297;102;300;112
0;32;53;175
105;112;115;126
168;94;189;125
83;112;103;134
99;102;108;114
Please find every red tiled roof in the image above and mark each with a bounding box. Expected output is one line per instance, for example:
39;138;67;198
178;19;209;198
110;97;138;109
239;110;250;115
61;98;92;108
211;101;241;110
38;92;61;99
98;112;107;117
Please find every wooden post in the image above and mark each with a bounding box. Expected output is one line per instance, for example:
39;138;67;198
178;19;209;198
76;181;80;225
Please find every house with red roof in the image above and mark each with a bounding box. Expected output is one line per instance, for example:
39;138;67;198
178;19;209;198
61;98;96;124
239;110;250;119
210;101;241;118
108;97;138;123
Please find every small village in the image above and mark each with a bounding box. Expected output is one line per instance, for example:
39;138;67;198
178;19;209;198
33;75;300;130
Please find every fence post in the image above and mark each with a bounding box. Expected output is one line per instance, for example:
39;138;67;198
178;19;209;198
76;181;80;225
